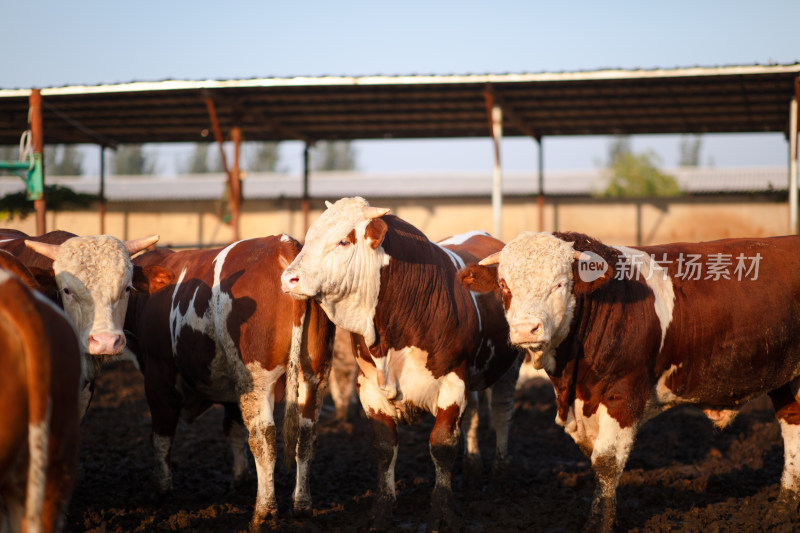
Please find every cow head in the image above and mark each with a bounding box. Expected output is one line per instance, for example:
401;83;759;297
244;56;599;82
459;231;615;373
280;196;390;346
24;234;160;356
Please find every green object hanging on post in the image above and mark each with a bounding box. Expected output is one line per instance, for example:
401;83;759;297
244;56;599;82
26;152;43;200
0;152;43;200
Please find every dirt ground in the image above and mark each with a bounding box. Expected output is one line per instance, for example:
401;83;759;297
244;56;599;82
67;360;800;532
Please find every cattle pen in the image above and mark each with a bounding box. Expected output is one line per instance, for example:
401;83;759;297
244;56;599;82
1;63;800;533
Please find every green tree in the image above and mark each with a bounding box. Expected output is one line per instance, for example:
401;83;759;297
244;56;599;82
246;141;282;172
112;144;155;175
0;145;18;177
679;135;702;167
45;144;84;176
312;141;357;171
600;136;680;197
183;143;224;174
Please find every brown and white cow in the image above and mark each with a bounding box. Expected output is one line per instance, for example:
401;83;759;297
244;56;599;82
0;230;161;417
460;230;800;531
0;258;82;533
280;197;523;530
124;234;334;530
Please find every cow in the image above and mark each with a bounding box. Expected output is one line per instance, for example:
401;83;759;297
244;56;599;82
459;230;800;531
0;230;161;417
124;234;334;531
280;196;523;530
0;257;82;532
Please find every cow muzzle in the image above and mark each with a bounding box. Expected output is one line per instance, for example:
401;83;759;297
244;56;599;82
280;270;302;295
509;321;549;348
88;331;126;355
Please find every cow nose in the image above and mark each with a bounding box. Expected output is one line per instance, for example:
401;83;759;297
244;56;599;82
88;333;125;355
510;322;543;342
280;271;300;293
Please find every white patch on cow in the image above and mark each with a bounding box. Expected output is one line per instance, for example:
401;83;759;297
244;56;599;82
779;419;800;493
152;433;173;492
0;268;12;284
282;197;390;346
497;233;577;375
356;345;463;422
436;371;467;416
654;364;683;405
293;415;315;507
168;242;242;402
703;408;740;429
438;230;489;246
53;235;133;355
280;233;292;243
614;246;675;352
437;243;482;333
592;404;637;461
560;398;599;451
24;415;50;533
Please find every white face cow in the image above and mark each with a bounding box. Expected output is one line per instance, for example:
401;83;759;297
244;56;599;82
25;234;159;356
480;232;582;373
281;197;390;346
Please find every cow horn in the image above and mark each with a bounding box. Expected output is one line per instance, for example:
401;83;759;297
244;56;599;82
479;252;501;266
124;235;160;256
25;240;61;261
325;200;334;209
573;250;592;262
362;206;390;219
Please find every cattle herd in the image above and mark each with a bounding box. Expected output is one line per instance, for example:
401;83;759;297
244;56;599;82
1;195;800;532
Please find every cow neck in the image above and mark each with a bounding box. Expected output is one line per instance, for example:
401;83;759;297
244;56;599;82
369;217;469;357
550;273;661;422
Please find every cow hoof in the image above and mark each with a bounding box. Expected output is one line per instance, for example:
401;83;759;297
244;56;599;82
491;455;510;483
370;494;394;531
292;499;313;518
581;513;616;533
427;487;461;533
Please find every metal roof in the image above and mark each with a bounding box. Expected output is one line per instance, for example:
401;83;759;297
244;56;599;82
1;64;799;146
0;166;785;201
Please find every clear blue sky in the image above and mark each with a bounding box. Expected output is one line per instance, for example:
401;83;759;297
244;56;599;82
3;0;799;175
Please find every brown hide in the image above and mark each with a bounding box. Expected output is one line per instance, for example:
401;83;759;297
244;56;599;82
0;270;81;532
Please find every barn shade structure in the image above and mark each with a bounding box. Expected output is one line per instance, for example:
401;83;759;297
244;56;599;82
1;63;799;237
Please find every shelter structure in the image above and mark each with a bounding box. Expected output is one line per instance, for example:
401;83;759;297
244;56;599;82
0;63;798;237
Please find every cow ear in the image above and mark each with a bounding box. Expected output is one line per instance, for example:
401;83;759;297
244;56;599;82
458;264;499;293
133;265;175;294
571;251;615;296
365;218;388;250
29;267;59;301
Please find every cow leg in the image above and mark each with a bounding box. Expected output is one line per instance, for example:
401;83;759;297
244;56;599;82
354;369;400;529
144;361;182;495
461;391;482;487
488;353;522;479
584;407;637;533
239;366;280;531
769;383;800;512
427;373;467;532
223;403;250;489
291;369;326;516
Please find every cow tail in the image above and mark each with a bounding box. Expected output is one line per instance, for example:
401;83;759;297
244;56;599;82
283;298;307;466
5;280;52;533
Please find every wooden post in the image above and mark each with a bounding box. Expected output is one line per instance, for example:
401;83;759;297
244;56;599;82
536;135;544;232
204;95;241;242
99;145;106;234
302;143;310;239
29;89;46;235
790;92;798;234
231;126;242;242
484;91;503;240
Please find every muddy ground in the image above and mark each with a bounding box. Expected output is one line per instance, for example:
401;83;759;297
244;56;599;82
67;360;799;532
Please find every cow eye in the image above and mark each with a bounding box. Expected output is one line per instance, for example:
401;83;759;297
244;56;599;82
62;287;71;296
551;282;564;293
338;240;351;247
